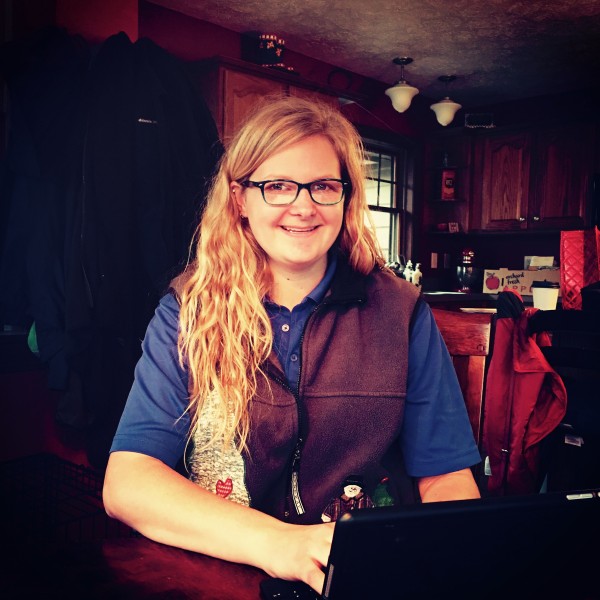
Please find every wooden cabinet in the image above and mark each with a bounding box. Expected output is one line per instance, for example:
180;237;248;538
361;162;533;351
529;124;594;230
475;132;532;231
472;124;596;232
288;84;340;109
193;57;346;143
222;70;284;141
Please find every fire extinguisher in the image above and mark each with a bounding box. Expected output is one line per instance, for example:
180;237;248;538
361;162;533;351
441;168;456;200
440;152;455;200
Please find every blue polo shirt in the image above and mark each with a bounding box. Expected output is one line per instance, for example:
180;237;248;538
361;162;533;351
265;254;337;392
111;259;481;479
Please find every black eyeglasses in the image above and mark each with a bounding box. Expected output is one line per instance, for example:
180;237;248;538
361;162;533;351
241;178;349;206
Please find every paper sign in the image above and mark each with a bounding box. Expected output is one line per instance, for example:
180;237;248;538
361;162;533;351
483;268;561;296
529;256;554;268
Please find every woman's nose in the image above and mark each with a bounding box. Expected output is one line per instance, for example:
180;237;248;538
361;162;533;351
289;188;316;215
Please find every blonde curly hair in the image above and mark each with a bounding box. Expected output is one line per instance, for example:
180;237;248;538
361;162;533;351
178;95;384;451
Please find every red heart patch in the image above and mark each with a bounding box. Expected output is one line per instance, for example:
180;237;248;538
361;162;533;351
215;478;233;498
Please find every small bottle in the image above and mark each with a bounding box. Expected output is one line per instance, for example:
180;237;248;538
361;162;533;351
403;260;413;282
412;263;422;288
372;476;394;507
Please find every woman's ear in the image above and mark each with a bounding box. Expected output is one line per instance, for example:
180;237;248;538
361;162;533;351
230;182;247;218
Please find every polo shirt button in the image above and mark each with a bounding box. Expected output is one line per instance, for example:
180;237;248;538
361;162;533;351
281;324;290;332
290;354;298;362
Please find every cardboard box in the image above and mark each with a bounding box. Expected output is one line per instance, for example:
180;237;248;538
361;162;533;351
483;268;561;296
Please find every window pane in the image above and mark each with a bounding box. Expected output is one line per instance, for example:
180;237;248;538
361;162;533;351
368;210;397;262
377;181;393;208
365;178;380;205
379;154;393;182
365;152;395;209
364;151;381;179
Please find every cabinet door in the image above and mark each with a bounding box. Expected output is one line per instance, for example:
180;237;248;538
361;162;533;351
529;124;594;230
479;132;531;231
288;85;339;108
222;70;285;142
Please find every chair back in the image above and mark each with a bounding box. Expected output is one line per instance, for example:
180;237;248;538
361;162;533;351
527;309;600;491
431;308;493;446
528;310;600;384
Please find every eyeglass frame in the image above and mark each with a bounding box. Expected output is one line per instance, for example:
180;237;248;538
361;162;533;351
240;178;350;206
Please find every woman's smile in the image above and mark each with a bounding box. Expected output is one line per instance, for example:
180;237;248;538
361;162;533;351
280;225;319;234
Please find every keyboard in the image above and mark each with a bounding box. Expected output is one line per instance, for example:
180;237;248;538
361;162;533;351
259;578;321;600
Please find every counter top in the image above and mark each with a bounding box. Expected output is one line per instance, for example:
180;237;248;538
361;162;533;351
423;291;496;300
422;291;503;308
423;291;559;309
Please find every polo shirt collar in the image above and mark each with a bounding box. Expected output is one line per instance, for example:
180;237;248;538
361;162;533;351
264;251;339;309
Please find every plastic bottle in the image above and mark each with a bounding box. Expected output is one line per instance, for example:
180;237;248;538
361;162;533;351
412;263;422;288
403;260;413;282
372;477;394;507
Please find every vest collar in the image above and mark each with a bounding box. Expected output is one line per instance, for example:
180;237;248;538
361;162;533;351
325;251;370;306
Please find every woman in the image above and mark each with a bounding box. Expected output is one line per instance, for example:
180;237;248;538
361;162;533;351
103;96;480;593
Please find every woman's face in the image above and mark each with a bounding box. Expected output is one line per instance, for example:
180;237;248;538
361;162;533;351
232;135;345;279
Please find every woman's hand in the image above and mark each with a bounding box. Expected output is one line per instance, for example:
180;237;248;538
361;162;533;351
262;521;335;593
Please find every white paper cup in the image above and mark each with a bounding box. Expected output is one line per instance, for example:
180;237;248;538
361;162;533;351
532;281;559;310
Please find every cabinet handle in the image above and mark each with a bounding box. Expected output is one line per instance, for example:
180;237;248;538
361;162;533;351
518;216;526;222
532;216;540;221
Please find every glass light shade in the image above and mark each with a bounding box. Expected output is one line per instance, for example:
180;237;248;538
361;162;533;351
430;97;462;126
385;82;419;113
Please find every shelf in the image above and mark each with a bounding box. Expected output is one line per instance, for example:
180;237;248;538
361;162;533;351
192;56;368;104
427;231;468;236
426;229;561;237
428;165;469;171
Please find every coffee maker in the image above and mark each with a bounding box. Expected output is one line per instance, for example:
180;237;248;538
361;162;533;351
456;248;483;293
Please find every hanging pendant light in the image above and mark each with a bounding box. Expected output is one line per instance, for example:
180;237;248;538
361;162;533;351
385;57;419;113
430;75;462;126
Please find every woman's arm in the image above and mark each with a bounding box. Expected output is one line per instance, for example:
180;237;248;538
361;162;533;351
103;451;334;593
417;467;480;503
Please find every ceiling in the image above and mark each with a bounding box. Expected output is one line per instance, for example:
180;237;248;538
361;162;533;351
147;0;600;108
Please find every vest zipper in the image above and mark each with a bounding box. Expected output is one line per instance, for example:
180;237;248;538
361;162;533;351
266;370;302;519
286;302;328;518
269;295;355;519
290;444;305;515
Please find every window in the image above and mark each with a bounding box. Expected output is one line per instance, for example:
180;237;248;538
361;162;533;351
363;140;414;263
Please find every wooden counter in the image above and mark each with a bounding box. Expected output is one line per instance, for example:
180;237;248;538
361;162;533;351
423;291;547;310
423;291;500;310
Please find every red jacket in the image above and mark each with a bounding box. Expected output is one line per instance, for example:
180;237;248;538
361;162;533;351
483;308;567;495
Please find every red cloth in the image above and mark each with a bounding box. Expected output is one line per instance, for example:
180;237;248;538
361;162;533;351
483;308;567;495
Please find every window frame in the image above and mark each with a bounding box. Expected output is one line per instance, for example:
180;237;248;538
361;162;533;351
360;131;416;263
